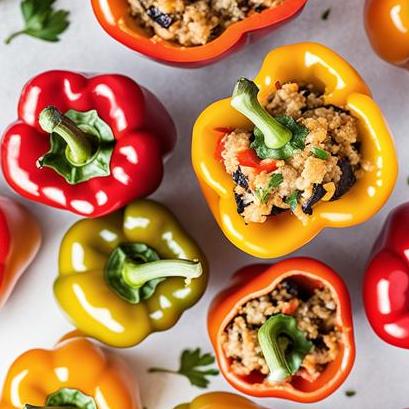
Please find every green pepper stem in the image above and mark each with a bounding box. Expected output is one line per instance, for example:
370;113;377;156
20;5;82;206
123;259;202;289
258;314;312;382
231;78;292;149
39;106;92;166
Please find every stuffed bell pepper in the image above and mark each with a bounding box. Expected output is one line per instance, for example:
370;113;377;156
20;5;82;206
175;392;265;409
192;42;397;258
364;202;409;349
0;196;41;309
54;199;207;348
0;335;141;409
208;258;355;403
365;0;409;68
91;0;307;67
1;70;176;218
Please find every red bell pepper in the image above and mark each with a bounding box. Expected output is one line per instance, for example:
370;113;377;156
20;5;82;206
1;71;176;217
0;196;41;309
364;202;409;348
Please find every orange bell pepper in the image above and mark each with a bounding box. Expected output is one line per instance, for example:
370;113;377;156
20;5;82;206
208;258;355;403
91;0;307;67
0;196;41;309
365;0;409;67
175;392;266;409
192;42;397;258
0;336;141;409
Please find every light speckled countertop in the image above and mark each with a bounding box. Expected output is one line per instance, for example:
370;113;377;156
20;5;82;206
0;1;408;408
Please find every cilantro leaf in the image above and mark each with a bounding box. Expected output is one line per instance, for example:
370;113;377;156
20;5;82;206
311;147;329;160
5;0;70;44
148;348;219;389
286;191;300;212
251;116;309;160
255;173;283;204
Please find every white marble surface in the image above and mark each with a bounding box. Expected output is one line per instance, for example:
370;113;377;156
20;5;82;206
1;0;409;408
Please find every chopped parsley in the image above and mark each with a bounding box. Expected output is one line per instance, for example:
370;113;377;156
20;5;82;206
255;173;283;203
286;191;300;212
312;147;330;160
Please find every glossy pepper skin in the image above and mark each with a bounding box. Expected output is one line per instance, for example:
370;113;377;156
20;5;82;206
54;199;208;348
1;70;176;218
0;196;41;309
208;258;355;403
0;336;141;409
365;0;409;68
91;0;307;67
175;392;265;409
363;203;409;349
192;42;397;258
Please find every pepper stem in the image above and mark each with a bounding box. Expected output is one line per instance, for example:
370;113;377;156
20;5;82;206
39;106;93;166
258;314;313;382
231;78;292;149
123;259;203;289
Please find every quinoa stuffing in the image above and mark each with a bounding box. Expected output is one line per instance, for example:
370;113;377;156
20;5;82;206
221;79;371;225
128;0;285;46
221;278;341;384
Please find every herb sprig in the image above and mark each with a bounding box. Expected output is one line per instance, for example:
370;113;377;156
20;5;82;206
5;0;70;45
255;173;283;204
148;348;219;388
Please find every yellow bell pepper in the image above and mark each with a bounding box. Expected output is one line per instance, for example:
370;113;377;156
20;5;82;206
54;199;208;348
175;392;265;409
192;42;397;258
0;336;141;409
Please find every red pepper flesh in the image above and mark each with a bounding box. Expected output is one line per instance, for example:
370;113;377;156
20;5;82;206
1;71;176;217
364;202;409;349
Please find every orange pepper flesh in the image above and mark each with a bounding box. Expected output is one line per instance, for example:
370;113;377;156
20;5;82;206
0;337;142;409
207;258;355;403
192;42;398;258
365;0;409;67
90;0;308;66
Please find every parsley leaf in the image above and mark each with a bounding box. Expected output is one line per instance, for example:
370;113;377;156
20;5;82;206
311;147;329;160
345;390;356;397
5;0;70;44
148;348;219;388
251;116;309;160
255;173;283;204
286;191;300;212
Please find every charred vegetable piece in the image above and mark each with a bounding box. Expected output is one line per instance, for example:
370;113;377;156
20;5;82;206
235;193;251;214
270;206;287;216
302;184;326;215
147;7;173;28
232;167;249;189
332;159;356;200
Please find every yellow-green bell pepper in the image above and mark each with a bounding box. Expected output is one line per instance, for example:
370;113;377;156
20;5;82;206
54;200;208;348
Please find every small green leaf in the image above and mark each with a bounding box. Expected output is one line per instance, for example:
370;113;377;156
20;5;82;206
311;147;329;160
5;0;70;44
255;173;283;204
148;348;219;389
286;191;300;212
345;390;356;397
